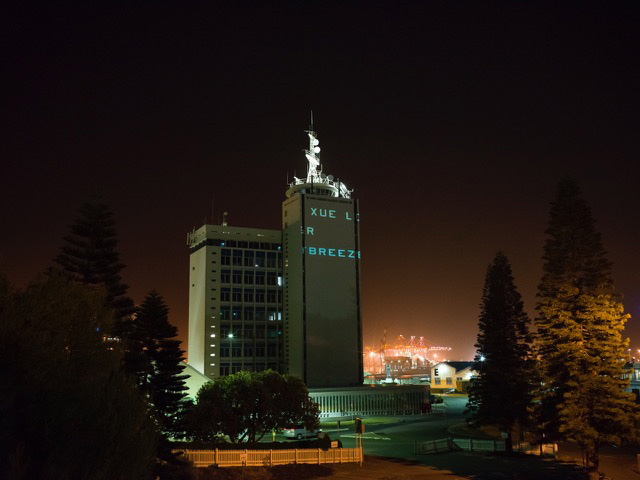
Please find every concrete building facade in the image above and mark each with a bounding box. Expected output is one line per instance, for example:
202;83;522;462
187;224;284;379
282;192;363;388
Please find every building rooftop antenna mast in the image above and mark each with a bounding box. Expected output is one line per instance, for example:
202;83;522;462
286;110;352;199
304;110;322;184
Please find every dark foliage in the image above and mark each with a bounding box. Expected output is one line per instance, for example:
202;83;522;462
187;370;320;443
130;291;190;440
467;251;534;452
0;271;158;480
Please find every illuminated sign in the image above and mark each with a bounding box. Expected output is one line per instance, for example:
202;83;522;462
309;207;359;222
304;206;360;260
303;247;361;258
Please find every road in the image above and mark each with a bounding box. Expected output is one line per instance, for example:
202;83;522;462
320;396;469;457
315;396;639;480
268;396;639;479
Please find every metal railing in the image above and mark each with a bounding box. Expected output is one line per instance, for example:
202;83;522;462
414;438;557;457
178;447;363;468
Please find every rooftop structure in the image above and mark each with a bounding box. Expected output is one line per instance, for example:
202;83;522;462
286;115;351;199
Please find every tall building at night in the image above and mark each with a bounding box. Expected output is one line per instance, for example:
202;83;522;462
282;127;363;388
187;124;363;388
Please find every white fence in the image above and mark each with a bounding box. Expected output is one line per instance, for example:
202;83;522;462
178;447;363;468
452;438;505;452
414;438;451;454
415;438;557;457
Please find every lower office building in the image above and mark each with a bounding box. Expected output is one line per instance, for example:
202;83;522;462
187;224;284;380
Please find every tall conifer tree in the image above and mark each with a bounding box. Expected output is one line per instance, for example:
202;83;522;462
467;251;533;452
134;291;189;439
55;199;134;336
535;178;638;478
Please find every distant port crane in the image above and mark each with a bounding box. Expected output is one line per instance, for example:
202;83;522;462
364;329;451;374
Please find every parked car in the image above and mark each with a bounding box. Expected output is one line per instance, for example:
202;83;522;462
282;425;322;440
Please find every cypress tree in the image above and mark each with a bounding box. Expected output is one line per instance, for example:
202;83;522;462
467;251;533;452
535;178;638;478
135;291;189;439
55;199;134;337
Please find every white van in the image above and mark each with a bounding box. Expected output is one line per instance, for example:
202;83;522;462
282;425;322;439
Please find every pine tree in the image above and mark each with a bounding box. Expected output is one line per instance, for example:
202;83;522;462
134;291;189;439
467;251;533;452
55;199;134;336
535;178;639;478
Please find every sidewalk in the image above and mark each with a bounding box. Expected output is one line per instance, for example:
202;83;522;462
557;442;640;480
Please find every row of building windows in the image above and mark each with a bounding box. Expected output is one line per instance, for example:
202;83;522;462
190;239;282;254
220;249;281;268
219;306;281;321
220;270;280;285
433;377;462;385
219;324;282;338
218;343;281;358
219;240;281;250
220;288;281;303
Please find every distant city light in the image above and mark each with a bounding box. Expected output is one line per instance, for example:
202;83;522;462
480;355;485;362
228;333;234;338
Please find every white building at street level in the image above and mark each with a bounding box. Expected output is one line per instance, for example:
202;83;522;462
430;361;476;390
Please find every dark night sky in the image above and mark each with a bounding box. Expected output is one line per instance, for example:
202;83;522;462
2;2;639;360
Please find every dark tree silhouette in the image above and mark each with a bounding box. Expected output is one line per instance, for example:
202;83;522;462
187;370;319;443
133;291;189;439
467;251;533;452
0;271;157;480
55;199;134;337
